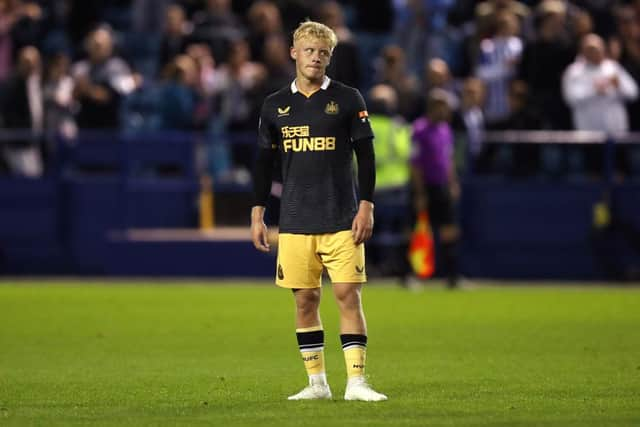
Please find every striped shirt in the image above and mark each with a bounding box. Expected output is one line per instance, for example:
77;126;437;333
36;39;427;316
475;36;523;123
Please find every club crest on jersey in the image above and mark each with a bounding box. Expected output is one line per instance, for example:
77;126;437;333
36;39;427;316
325;101;339;115
277;106;291;117
358;110;369;122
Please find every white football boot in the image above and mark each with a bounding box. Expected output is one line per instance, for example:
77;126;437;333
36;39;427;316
287;383;332;400
343;377;388;401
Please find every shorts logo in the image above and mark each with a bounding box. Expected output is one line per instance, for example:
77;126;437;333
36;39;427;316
277;106;291;117
278;264;285;280
355;265;364;274
325;101;339;115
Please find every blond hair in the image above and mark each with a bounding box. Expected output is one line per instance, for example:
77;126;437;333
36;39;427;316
293;20;338;51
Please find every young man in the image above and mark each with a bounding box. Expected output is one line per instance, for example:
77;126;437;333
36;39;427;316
251;21;387;402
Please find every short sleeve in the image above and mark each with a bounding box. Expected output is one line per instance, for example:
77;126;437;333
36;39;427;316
258;101;278;149
349;89;374;142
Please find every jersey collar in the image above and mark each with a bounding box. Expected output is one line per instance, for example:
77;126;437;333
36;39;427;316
290;76;331;94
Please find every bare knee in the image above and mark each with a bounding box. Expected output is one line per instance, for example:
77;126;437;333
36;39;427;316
333;285;362;312
293;288;321;320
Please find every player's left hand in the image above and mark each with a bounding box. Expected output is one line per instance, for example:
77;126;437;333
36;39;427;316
352;201;374;245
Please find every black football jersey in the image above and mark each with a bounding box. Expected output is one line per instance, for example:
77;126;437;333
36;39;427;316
258;77;374;234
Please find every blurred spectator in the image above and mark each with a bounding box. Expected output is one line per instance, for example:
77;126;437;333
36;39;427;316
475;0;530;40
177;0;204;18
132;0;172;33
0;45;43;177
393;0;429;78
634;0;640;17
181;43;233;180
159;54;200;130
0;0;15;81
158;3;193;72
369;83;411;195
261;34;294;94
424;57;459;111
68;0;103;45
43;52;77;143
71;26;138;129
351;0;394;33
447;0;477;28
273;0;314;34
210;37;266;170
518;0;574;130
247;0;284;63
609;6;640;130
367;83;412;279
351;0;394;89
191;0;244;63
0;0;44;81
315;0;362;88
193;0;241;31
451;77;486;173
186;42;217;97
578;0;616;39
410;89;460;288
563;33;638;133
489;80;543;176
394;0;456;69
475;10;523;125
562;33;638;177
375;44;421;121
211;38;266;130
491;80;543;130
572;9;595;41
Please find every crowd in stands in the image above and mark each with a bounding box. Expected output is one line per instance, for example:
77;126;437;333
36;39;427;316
0;0;639;179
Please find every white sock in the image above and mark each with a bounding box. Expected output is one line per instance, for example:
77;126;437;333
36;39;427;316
309;373;328;386
347;375;366;387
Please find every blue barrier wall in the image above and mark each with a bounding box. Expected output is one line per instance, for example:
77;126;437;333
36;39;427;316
0;178;69;274
2;174;639;279
461;179;603;279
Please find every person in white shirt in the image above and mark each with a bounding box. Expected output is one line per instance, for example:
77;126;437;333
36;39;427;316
562;33;638;134
562;33;638;177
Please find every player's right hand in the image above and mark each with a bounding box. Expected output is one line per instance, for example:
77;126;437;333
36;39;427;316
251;221;270;252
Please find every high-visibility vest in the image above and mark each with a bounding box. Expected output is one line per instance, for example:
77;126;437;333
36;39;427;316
369;114;411;190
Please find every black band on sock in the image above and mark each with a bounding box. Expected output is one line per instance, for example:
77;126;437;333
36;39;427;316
296;330;324;351
340;334;367;350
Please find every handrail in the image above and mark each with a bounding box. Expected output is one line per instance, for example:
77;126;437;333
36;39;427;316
481;130;640;144
482;130;607;144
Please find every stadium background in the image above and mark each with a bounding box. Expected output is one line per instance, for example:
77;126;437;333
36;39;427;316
1;0;639;279
0;2;639;426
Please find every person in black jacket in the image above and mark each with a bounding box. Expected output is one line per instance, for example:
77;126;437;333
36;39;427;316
0;45;44;176
71;26;138;129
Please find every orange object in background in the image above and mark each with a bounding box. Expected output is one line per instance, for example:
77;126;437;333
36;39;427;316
408;211;435;278
199;175;215;230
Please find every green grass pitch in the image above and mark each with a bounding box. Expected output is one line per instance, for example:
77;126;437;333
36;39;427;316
0;280;639;426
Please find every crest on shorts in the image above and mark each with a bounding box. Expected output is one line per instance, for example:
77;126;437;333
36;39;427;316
278;264;285;280
325;101;339;115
